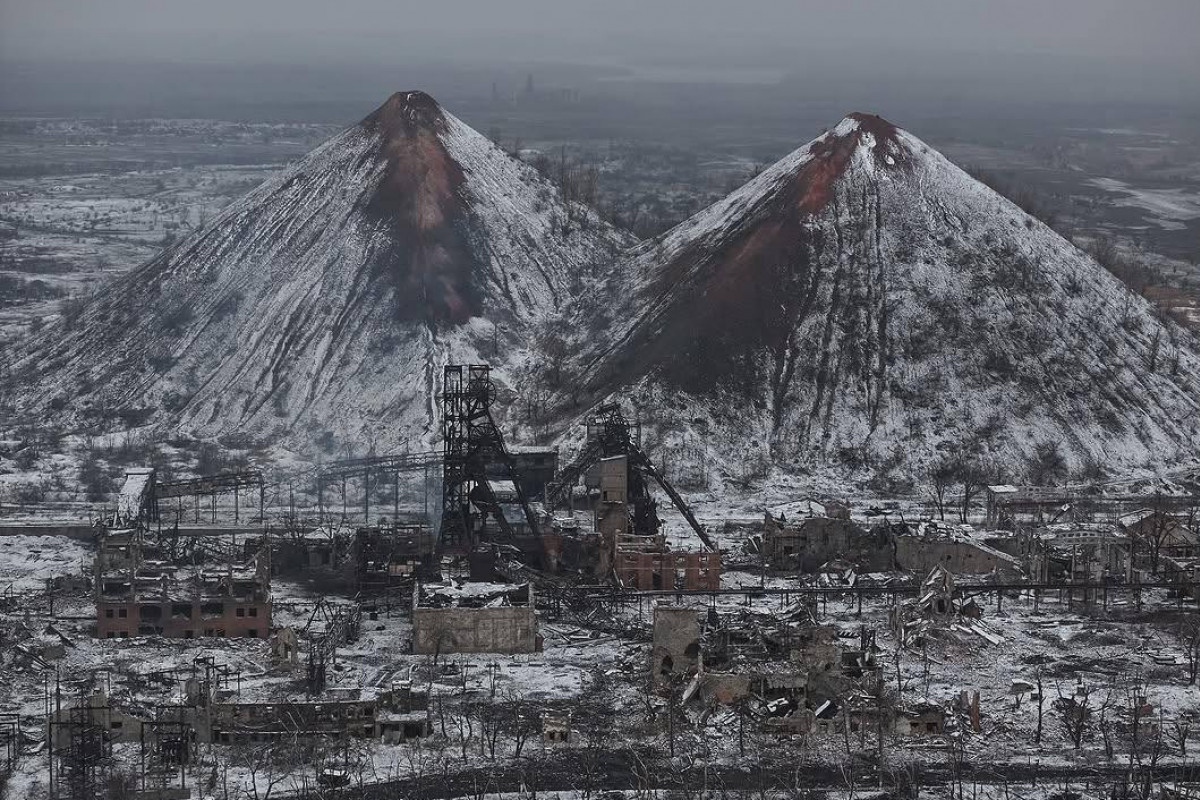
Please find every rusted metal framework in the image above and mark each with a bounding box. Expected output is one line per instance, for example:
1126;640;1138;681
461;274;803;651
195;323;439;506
0;713;18;781
140;706;191;796
353;524;435;595
155;471;265;525
315;451;439;523
439;365;540;552
985;484;1200;530
547;403;717;551
303;598;362;694
48;679;111;800
191;655;242;698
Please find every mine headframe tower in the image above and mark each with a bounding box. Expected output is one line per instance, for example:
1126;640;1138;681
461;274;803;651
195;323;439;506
439;364;541;553
547;402;718;552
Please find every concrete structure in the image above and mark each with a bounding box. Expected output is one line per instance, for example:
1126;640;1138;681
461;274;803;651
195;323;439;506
895;703;947;736
270;627;298;665
1119;509;1200;565
410;582;540;655
594;456;630;542
551;406;720;586
489;446;558;501
762;514;890;572
95;530;272;639
985;484;1076;529
199;697;380;744
690;671;752;706
411;604;540;655
114;468;157;528
542;712;572;745
790;624;846;675
651;605;700;681
613;542;721;591
580;451;721;590
913;566;957;618
378;712;431;744
49;689;146;748
893;522;1022;577
1038;523;1130;582
97;593;271;640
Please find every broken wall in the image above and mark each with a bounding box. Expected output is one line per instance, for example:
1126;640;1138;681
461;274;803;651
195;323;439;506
651;605;700;682
894;536;1020;576
411;606;539;654
763;516;891;572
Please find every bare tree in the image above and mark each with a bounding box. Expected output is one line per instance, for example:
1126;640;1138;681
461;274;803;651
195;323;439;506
454;709;475;762
1139;494;1176;574
1054;680;1093;750
927;459;956;520
1169;716;1192;758
1183;616;1200;685
229;734;305;800
535;330;572;389
1098;689;1117;759
957;460;987;524
474;699;503;760
498;696;539;760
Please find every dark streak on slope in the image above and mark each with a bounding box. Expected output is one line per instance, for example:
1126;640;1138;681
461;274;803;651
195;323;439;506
362;90;481;328
589;116;906;416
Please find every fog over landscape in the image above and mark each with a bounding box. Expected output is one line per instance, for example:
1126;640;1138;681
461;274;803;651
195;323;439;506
4;0;1200;113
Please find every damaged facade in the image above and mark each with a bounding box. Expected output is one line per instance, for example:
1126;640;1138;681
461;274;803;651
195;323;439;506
762;509;1020;578
410;581;541;655
94;529;272;640
549;405;722;590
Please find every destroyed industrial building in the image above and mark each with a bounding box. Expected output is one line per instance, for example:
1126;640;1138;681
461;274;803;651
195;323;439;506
2;84;1200;800
94;527;271;640
4;359;1200;800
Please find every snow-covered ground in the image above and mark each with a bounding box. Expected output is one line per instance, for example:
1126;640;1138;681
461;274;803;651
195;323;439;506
0;535;91;593
1089;177;1200;231
2;516;1197;800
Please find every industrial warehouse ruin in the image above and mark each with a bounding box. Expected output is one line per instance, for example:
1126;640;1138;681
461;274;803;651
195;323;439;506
3;6;1200;796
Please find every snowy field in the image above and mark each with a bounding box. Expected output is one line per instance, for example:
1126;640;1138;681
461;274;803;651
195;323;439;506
0;534;91;593
1089;177;1200;231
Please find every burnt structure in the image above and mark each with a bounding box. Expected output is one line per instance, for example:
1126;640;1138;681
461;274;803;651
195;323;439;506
303;598;362;694
439;365;542;554
353;524;436;594
488;446;558;501
411;582;540;655
257;523;435;590
95;528;272;639
549;404;716;550
117;468;266;529
48;687;115;800
550;404;721;589
312;448;555;525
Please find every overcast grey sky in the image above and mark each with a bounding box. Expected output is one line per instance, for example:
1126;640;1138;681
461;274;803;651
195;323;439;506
2;0;1199;119
3;0;1199;68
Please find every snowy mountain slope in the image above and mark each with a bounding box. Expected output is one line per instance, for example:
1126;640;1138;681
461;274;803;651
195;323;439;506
569;113;1200;481
13;91;631;449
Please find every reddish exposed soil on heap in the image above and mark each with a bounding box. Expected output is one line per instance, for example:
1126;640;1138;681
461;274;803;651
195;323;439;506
605;114;910;405
796;113;903;213
362;91;479;326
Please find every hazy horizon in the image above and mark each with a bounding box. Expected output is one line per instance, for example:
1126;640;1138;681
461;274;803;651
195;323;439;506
3;0;1200;119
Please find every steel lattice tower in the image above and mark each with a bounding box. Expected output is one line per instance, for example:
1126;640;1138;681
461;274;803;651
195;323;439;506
439;364;539;552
